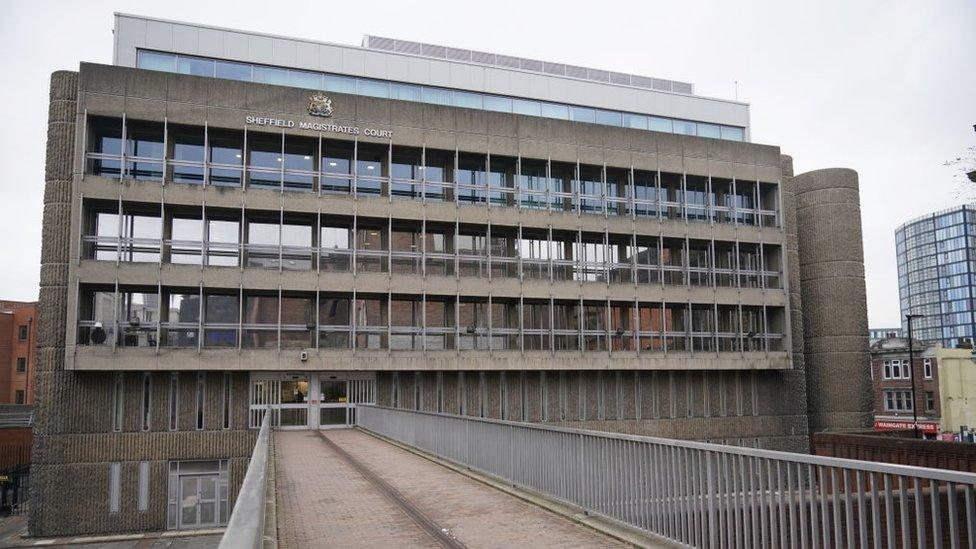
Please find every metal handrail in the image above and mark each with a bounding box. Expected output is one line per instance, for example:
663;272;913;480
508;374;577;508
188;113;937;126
219;410;271;549
357;405;976;549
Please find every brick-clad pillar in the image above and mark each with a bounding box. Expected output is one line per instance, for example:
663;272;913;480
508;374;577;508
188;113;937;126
30;70;78;535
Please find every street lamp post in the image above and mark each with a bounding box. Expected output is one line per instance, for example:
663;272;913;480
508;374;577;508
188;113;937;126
906;313;925;439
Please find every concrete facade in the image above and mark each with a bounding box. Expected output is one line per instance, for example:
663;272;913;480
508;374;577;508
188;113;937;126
30;20;872;537
792;168;873;433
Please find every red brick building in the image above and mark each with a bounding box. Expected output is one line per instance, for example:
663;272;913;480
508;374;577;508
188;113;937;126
0;300;38;405
869;337;940;438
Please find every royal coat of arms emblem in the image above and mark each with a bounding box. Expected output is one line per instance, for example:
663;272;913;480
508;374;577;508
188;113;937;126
307;93;334;117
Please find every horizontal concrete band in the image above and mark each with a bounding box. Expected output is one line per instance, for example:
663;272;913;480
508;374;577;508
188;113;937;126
78;62;783;168
68;346;793;371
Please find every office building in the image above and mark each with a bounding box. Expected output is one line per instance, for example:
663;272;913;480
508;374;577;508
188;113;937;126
31;13;871;535
896;204;976;347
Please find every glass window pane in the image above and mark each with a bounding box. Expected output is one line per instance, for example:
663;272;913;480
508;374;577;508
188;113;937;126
245;295;279;324
422;87;452;106
206;295;238;323
281;224;312;247
698;123;721;139
391;83;422;101
177;56;214;77
673;120;697;135
541;103;570;120
248;222;279;245
595;110;622;126
215;60;251;81
624;113;649;130
209;131;243;165
571;106;596;123
288;70;322;90
321;226;351;249
649;117;673;133
358;79;389;98
137;50;176;72
253;66;288;86
721;126;744;141
324;75;357;94
512;99;541;116
483;95;513;113
209;220;239;243
453;91;483;109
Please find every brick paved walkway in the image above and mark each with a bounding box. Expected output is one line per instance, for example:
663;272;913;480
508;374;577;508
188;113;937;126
275;429;630;548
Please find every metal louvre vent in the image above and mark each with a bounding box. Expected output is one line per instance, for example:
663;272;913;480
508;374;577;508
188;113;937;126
421;44;447;59
446;47;471;62
565;65;589;79
543;62;566;76
363;35;697;95
364;35;395;52
495;54;521;69
651;78;672;92
395;40;423;55
471;51;495;64
609;72;631;86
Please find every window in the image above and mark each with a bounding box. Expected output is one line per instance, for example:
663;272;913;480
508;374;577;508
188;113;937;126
925;391;936;412
883;389;914;412
141;372;152;431
109;462;121;513
138;461;150;512
18;325;27;341
137;51;749;143
883;359;911;380
169;373;179;431
14;390;24;404
923;358;933;379
15;357;26;373
222;373;231;430
196;373;205;430
112;373;124;432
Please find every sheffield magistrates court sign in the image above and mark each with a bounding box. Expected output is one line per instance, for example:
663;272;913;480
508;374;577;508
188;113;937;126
244;92;393;138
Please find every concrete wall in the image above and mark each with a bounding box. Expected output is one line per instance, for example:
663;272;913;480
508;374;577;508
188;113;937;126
376;369;809;451
792;168;872;433
29;71;256;538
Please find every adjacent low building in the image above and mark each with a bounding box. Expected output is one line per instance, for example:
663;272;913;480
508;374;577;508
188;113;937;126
869;337;940;437
936;346;976;435
29;13;873;536
0;300;37;405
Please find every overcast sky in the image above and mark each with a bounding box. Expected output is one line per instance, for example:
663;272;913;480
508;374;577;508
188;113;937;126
1;0;973;327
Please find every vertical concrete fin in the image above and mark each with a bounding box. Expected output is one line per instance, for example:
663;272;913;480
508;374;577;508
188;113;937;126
793;167;872;434
30;70;78;537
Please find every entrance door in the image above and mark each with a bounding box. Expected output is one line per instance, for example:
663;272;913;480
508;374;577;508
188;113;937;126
318;377;376;428
319;379;349;428
178;474;220;529
249;376;309;429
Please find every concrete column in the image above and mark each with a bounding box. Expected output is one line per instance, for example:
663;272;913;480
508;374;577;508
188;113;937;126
30;70;78;536
792;167;872;434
